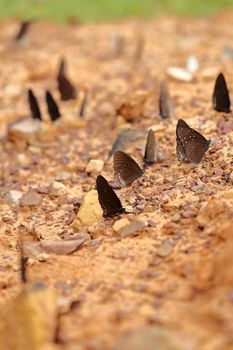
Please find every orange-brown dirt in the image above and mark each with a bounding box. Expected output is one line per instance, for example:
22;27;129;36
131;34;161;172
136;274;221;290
0;12;233;350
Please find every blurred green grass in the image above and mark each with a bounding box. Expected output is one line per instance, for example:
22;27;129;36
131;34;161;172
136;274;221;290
1;0;233;22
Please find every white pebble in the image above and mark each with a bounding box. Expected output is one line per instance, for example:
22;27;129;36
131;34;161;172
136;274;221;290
186;55;199;74
166;66;193;82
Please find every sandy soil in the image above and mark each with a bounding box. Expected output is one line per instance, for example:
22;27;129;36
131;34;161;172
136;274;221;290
0;12;233;350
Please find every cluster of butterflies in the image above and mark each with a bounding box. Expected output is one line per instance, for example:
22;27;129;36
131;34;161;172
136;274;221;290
28;59;87;122
96;72;231;218
13;21;87;121
21;22;230;220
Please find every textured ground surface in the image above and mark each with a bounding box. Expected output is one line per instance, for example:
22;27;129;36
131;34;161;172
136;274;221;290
0;13;233;350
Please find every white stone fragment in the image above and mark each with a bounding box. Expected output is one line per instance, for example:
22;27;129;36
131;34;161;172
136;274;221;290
5;190;24;206
166;66;193;82
10;118;41;135
186;55;199;74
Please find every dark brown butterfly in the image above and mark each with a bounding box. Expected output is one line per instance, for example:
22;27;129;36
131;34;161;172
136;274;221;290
159;80;174;119
176;119;211;164
46;90;61;122
113;151;143;187
144;129;157;164
28;89;42;121
57;59;77;101
15;21;30;41
96;175;125;217
79;93;87;117
212;73;231;113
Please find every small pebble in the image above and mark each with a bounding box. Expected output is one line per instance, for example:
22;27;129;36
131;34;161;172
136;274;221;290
86;159;104;174
113;218;147;238
171;213;181;222
186;55;199;74
20;190;42;207
55;171;71;181
156;240;173;258
48;181;67;197
166;66;193;82
5;190;23;206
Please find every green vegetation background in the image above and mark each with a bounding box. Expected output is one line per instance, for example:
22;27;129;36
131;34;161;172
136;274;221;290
1;0;233;22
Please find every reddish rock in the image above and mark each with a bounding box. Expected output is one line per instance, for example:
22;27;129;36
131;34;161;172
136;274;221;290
20;190;42;207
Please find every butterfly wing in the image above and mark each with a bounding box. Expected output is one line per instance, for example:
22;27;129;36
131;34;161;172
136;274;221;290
176;119;210;163
58;75;77;101
185;137;210;164
57;59;77;101
28;89;42;121
96;175;125;217
113;151;143;187
144;129;157;163
46;91;61;122
213;73;231;113
159;80;174;119
176;119;190;161
15;21;30;41
176;137;187;161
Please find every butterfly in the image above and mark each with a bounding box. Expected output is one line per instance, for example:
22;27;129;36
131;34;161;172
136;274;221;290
57;59;77;101
159;80;174;119
176;119;211;164
113;151;143;187
45;90;61;122
15;21;30;41
212;73;231;113
28;89;42;121
96;175;125;217
144;129;157;164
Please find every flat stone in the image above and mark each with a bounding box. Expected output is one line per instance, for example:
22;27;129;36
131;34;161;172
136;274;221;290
5;190;23;206
166;66;193;82
23;237;88;257
20;190;42;207
109;128;147;158
113;218;147;238
8;118;56;143
55;171;71;181
10;117;41;135
156;240;173;258
48;181;67;197
72;190;103;228
86;159;104;174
